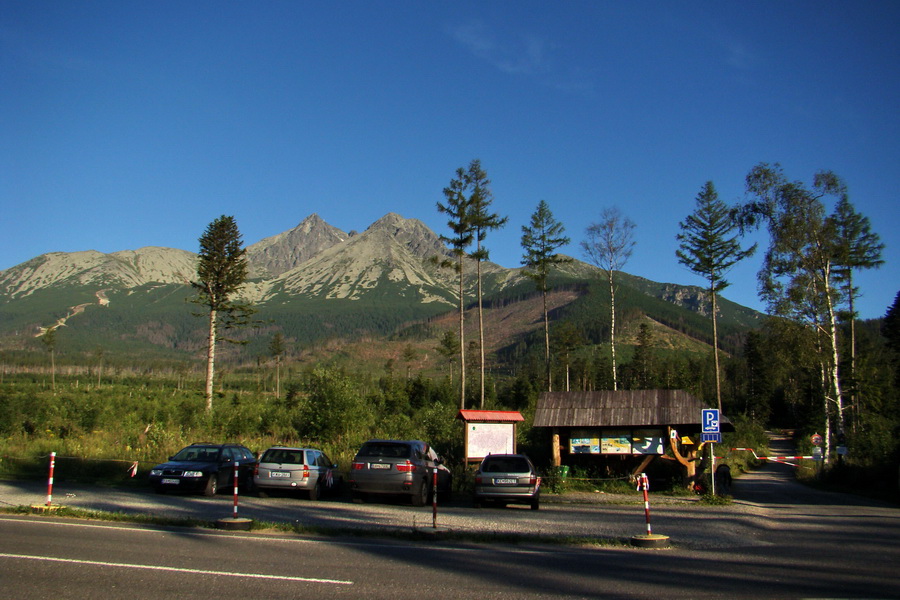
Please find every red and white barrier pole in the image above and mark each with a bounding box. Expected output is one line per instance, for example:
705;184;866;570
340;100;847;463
232;460;240;519
731;448;813;466
638;472;652;536
432;467;438;528
46;452;56;507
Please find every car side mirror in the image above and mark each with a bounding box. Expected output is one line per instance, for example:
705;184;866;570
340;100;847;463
332;463;338;469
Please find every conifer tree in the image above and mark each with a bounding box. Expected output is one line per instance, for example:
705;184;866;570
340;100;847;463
192;215;252;413
677;181;756;413
521;200;571;391
467;160;507;408
437;168;474;409
831;194;884;416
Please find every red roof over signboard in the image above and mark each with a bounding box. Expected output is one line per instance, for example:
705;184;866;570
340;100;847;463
456;410;524;423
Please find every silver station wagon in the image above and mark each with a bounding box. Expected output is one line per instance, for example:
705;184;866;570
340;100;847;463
473;453;541;510
253;446;342;501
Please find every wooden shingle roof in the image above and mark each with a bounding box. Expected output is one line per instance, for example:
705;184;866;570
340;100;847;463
533;390;734;431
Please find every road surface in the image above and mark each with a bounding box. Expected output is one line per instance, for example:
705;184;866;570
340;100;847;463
0;436;897;598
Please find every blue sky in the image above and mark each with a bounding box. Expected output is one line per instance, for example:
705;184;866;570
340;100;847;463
2;2;897;319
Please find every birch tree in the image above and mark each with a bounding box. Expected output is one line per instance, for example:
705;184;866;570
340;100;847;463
581;207;635;391
741;164;848;457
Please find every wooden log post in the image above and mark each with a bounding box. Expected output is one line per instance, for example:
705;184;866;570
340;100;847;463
667;427;699;490
552;428;561;467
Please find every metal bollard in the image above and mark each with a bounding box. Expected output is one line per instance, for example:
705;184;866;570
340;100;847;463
46;452;56;507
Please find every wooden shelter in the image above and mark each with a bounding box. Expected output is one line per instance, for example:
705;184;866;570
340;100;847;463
534;390;734;480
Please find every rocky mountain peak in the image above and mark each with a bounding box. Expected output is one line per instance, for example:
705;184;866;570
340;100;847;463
364;213;449;258
246;214;348;278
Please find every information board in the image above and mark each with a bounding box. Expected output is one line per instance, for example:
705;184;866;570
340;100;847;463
568;429;665;455
466;422;516;460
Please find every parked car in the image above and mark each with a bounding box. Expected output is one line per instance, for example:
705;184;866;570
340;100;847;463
473;453;541;510
148;443;256;496
349;439;452;506
254;446;343;500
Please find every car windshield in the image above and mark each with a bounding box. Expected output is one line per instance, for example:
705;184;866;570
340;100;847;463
172;446;220;462
358;443;412;459
261;449;305;464
482;456;531;473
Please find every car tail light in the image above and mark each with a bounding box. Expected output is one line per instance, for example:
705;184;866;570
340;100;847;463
302;466;309;479
253;463;259;476
395;460;415;472
474;475;483;484
529;476;539;486
351;462;365;470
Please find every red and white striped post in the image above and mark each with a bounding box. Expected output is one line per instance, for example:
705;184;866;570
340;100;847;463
232;460;239;519
630;471;669;547
638;472;652;536
46;452;56;507
432;467;438;528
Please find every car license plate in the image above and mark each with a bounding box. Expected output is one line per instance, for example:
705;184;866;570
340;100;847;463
161;478;179;485
494;478;517;485
269;471;290;478
370;463;391;469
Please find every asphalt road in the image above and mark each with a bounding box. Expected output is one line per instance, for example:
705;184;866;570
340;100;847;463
1;437;898;599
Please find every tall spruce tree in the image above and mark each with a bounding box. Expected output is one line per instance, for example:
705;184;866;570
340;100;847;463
192;215;252;412
582;207;635;391
437;167;474;409
676;181;756;413
466;160;507;408
521;200;571;391
831;193;884;418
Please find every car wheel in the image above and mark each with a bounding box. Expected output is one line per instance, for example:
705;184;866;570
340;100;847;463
203;474;218;497
474;499;482;509
412;479;428;507
256;488;268;498
351;491;366;504
308;480;321;501
531;498;540;511
154;486;165;495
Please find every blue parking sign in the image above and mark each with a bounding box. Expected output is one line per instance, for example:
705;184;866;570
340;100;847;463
702;409;720;434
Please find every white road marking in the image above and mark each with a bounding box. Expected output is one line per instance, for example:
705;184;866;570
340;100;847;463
0;552;353;585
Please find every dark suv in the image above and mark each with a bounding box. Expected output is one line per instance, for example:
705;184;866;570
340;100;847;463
149;443;256;496
350;439;452;506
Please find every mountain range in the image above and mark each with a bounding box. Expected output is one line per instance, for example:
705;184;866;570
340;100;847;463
0;213;763;365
